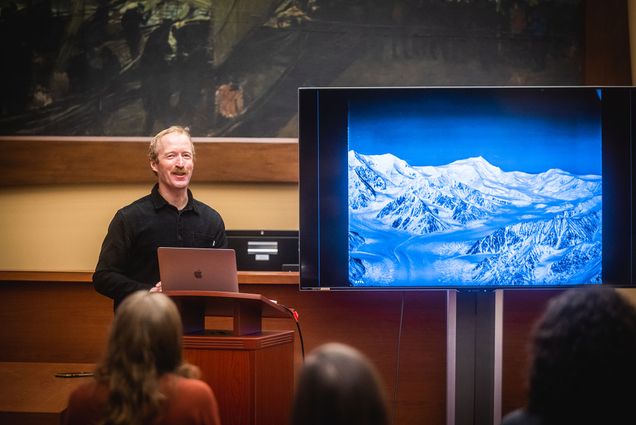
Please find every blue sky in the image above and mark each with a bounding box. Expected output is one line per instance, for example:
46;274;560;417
348;89;602;175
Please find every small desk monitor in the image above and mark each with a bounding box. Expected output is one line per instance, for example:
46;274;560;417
226;230;299;271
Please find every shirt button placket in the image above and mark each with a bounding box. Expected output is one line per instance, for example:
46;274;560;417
176;212;183;245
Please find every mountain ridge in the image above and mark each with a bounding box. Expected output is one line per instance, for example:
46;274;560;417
348;150;602;286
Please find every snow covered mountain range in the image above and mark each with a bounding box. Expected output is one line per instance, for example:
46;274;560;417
348;150;602;286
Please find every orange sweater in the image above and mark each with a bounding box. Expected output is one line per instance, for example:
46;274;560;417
64;373;222;425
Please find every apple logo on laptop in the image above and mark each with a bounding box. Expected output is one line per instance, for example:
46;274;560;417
194;270;203;279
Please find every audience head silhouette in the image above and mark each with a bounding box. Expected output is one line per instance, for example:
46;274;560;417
291;342;390;425
523;287;636;425
63;290;223;425
98;290;198;424
100;289;188;378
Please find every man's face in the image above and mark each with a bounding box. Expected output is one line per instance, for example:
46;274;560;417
150;132;194;192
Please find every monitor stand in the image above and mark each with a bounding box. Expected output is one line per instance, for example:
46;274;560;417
447;289;503;425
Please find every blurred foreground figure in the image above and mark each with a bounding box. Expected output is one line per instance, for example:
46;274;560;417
502;286;636;425
291;342;390;425
64;291;221;425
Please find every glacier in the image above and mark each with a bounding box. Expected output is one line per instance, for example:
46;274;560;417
348;151;602;286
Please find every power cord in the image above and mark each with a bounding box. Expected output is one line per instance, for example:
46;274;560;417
393;292;405;425
278;303;306;361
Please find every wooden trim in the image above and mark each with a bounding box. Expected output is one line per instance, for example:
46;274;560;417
584;0;631;85
0;270;299;285
0;270;92;282
238;271;299;285
0;136;298;186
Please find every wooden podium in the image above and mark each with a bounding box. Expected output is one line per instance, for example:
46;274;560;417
167;291;295;425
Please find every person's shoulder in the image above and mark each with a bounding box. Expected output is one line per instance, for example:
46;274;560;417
64;380;106;424
501;409;544;425
161;375;221;425
68;379;97;402
161;374;215;402
123;192;154;209
115;192;154;217
191;199;223;219
173;375;215;398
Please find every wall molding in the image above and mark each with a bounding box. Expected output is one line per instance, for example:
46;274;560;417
0;136;298;186
0;270;299;285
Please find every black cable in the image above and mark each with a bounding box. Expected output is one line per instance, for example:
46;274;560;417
392;291;405;424
279;303;305;361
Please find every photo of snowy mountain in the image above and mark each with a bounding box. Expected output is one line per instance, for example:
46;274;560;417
340;88;604;287
348;151;602;286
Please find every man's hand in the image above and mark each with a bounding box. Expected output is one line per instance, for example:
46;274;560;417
149;281;162;293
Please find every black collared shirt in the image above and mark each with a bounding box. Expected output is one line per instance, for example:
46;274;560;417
93;184;227;309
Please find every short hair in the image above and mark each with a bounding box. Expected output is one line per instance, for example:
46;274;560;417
95;291;197;424
291;343;390;425
527;287;636;425
148;125;195;163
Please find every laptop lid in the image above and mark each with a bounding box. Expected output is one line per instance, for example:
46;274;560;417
157;247;239;293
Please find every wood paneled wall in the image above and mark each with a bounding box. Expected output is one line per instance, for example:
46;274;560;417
500;289;564;416
253;286;449;425
1;277;627;423
0;137;298;186
584;0;631;85
0;278;448;425
0;281;112;363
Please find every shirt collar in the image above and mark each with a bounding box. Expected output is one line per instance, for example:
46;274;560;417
150;184;198;213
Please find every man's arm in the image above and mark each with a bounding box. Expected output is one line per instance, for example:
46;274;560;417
93;211;151;302
212;212;228;249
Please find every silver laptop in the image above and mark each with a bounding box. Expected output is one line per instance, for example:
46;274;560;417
158;247;239;293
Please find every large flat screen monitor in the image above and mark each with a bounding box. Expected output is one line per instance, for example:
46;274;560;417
299;87;635;290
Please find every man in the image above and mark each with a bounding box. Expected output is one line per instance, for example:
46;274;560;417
93;126;227;309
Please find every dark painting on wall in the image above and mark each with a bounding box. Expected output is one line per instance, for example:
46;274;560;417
0;0;583;137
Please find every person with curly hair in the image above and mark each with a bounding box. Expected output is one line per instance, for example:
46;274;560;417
502;286;636;425
64;291;221;425
291;342;390;425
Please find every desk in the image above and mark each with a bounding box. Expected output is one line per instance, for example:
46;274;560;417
0;362;94;425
